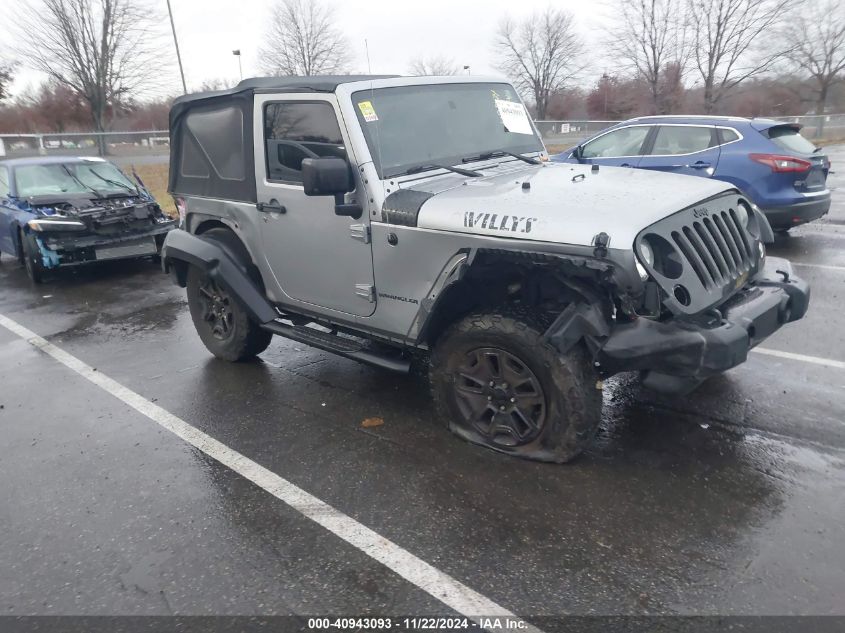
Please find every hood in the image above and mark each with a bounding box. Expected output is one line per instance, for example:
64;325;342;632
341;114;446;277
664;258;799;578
412;162;734;249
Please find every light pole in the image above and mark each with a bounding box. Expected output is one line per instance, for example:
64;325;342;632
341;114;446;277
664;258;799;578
233;49;243;81
166;0;187;94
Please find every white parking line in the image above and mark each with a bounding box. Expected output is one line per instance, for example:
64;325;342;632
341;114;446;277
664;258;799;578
792;262;845;273
0;312;538;632
752;347;845;370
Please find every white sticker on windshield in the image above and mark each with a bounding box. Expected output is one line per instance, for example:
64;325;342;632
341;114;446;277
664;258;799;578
494;99;533;135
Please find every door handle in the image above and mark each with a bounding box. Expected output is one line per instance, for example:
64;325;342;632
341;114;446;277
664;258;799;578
620;162;634;168
690;161;712;169
257;199;286;213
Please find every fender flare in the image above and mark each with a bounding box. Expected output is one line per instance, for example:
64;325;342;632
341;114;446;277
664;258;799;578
161;229;278;324
10;221;25;261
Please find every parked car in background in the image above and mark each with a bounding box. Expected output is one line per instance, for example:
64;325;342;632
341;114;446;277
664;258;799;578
553;116;831;232
0;156;175;282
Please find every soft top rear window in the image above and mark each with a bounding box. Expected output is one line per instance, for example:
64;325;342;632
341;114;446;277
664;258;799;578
766;126;817;154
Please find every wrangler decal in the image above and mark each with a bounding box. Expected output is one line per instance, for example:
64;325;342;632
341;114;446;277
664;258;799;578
378;292;419;304
464;212;537;234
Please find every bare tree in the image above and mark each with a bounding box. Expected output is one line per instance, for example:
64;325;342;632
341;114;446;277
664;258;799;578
687;0;793;113
783;0;845;115
408;56;460;76
0;61;14;102
611;0;689;114
16;0;162;152
199;78;237;92
259;0;352;76
495;8;583;119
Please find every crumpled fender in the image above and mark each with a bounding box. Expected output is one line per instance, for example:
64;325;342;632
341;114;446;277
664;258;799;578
544;301;611;355
161;229;278;324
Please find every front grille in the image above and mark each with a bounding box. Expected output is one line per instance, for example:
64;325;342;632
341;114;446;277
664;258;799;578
670;209;753;290
636;193;761;315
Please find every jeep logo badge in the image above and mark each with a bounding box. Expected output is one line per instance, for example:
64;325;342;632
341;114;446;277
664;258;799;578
692;207;710;219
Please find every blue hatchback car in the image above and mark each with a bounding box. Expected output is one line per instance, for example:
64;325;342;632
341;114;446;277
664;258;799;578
553;116;831;231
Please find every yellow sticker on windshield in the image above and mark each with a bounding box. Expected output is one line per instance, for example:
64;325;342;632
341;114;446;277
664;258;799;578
358;100;378;122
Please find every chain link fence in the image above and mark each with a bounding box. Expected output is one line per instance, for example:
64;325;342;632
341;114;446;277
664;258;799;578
770;114;845;140
0;131;170;164
535;114;845;149
533;120;621;148
1;114;843;163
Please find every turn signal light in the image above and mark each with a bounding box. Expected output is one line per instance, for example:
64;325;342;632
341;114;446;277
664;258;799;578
174;196;187;226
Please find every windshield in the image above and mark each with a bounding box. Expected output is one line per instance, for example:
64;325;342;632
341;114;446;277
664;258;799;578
352;82;544;178
14;161;137;198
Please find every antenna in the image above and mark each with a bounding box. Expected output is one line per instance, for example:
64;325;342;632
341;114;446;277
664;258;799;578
365;39;372;74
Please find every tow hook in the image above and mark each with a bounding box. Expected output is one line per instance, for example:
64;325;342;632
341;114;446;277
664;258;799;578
776;269;791;283
592;232;610;258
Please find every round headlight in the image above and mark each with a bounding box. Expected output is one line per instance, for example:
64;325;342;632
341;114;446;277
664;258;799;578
639;240;654;268
735;203;749;228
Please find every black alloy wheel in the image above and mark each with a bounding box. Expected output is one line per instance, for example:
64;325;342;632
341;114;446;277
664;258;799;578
196;278;235;342
453;346;546;447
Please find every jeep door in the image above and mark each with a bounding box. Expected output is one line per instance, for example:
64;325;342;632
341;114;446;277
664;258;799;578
253;95;375;317
637;125;721;177
576;125;652;168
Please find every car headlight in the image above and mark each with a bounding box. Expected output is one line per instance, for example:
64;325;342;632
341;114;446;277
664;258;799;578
758;241;765;261
27;218;87;232
735;203;749;228
639;240;654;268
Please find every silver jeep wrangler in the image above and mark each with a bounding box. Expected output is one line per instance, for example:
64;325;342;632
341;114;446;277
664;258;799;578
161;75;809;462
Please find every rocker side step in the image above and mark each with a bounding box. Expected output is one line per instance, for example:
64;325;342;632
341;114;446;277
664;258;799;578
262;321;411;374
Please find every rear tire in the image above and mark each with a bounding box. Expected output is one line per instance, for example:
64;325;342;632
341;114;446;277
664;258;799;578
429;309;602;463
186;267;273;361
185;228;272;361
22;232;47;284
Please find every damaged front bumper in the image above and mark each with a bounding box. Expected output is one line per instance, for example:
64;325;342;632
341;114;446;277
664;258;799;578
31;220;176;269
594;256;810;394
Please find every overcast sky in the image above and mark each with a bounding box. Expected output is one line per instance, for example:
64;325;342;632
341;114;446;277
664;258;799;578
6;0;612;99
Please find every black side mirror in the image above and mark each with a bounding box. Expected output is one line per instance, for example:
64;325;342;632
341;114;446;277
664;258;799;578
301;157;352;196
572;145;583;161
301;157;362;219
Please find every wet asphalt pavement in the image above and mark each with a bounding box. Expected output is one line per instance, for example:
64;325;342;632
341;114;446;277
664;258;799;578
1;149;844;622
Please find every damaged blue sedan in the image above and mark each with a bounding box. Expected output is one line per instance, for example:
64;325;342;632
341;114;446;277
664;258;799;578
0;156;175;282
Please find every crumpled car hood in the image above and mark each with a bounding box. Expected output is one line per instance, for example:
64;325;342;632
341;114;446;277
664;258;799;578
26;193;149;216
411;162;735;248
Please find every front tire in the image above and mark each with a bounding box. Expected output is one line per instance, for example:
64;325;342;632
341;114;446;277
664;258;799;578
22;232;47;284
430;310;602;463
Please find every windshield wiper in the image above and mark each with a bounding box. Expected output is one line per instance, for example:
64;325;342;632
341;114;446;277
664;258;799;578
89;168;140;195
61;164;102;197
400;163;483;178
461;150;541;165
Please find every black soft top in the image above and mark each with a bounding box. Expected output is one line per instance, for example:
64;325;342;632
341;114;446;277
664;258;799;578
169;75;395;203
172;75;396;107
